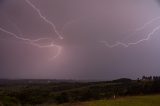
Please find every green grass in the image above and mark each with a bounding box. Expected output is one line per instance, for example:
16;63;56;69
50;95;160;106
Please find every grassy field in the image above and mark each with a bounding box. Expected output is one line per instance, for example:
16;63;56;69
51;95;160;106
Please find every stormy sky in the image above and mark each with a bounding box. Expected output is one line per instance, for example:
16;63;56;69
1;0;160;80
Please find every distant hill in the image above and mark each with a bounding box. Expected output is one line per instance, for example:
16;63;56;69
113;78;132;83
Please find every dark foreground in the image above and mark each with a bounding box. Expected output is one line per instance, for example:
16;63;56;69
0;77;160;105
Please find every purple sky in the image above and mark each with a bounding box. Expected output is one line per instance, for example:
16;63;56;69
1;0;160;80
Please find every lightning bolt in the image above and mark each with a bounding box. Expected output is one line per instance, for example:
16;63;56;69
25;0;63;40
0;0;64;60
135;16;160;31
0;27;62;59
101;16;160;48
1;0;160;60
61;15;160;48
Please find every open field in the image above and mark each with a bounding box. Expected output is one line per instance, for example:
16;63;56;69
51;95;160;106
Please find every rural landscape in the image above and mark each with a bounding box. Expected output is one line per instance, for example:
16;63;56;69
0;76;160;105
1;0;160;105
